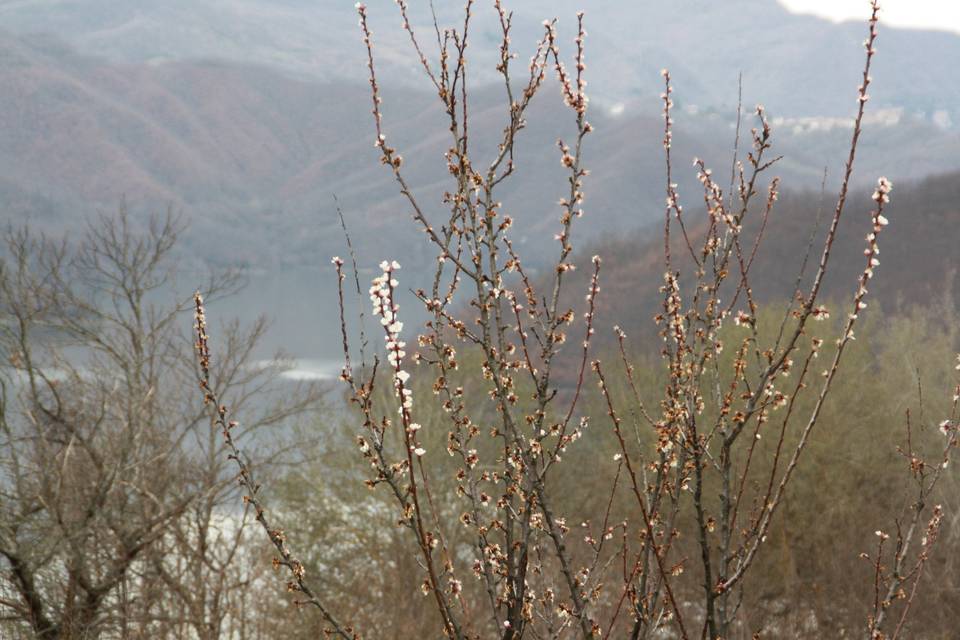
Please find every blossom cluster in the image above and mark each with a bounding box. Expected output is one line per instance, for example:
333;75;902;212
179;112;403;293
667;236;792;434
370;260;414;414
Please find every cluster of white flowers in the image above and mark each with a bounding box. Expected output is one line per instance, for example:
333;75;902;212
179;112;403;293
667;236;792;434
660;271;685;343
448;577;462;596
661;69;673;150
693;158;738;232
844;177;891;342
863;177;891;283
370;260;413;413
543;16;589;116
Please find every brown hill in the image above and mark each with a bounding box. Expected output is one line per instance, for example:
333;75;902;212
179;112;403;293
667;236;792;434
4;0;960;122
3;29;959;278
556;170;960;353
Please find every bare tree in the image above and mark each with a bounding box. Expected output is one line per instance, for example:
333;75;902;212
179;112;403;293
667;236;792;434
0;210;322;639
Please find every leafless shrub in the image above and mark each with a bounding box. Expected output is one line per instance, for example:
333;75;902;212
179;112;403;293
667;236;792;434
864;376;959;640
0;210;323;639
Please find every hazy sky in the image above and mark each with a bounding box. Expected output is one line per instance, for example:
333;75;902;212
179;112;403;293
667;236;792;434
779;0;960;34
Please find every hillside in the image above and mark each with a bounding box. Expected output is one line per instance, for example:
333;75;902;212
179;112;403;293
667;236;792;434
558;170;960;354
3;27;960;275
2;0;959;121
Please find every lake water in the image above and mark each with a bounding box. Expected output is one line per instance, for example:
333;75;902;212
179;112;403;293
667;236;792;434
197;266;428;380
0;266;428;386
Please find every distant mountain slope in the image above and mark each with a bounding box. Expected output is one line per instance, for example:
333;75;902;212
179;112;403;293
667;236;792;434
1;27;958;274
1;0;958;124
0;29;727;271
556;170;960;354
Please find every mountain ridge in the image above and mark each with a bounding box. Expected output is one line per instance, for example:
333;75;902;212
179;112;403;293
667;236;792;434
2;0;959;121
2;8;959;275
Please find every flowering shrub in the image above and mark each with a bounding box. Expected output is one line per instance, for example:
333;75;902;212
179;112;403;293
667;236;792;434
194;1;959;638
